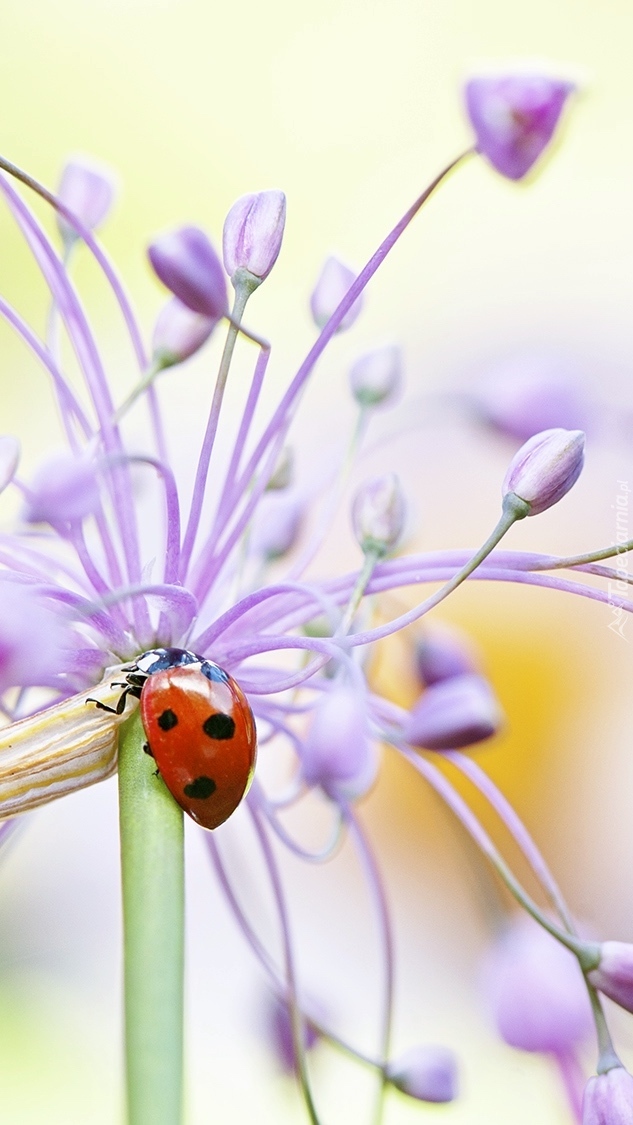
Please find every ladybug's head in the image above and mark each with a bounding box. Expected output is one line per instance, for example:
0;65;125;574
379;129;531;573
135;648;201;676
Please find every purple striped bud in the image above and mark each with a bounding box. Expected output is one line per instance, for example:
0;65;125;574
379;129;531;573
485;919;593;1055
404;673;502;751
386;1046;458;1103
414;624;480;687
502;427;585;516
0;436;20;495
223;190;286;285
582;1067;633;1125
349;345;402;408
464;73;575;181
351;473;405;557
148;226;228;320
301;683;378;801
23;451;100;526
56;156;116;245
151;298;217;369
310;256;363;333
588;942;633;1014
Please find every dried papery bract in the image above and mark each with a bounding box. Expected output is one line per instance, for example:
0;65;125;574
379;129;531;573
464;73;576;180
582;1067;633;1125
502;427;585;516
404;673;502;750
386;1045;458;1103
148;226;228;320
223;190;286;287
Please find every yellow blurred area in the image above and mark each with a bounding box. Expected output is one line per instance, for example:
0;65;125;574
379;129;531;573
0;0;631;1122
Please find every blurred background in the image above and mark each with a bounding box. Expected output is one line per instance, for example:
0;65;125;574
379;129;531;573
0;0;632;1121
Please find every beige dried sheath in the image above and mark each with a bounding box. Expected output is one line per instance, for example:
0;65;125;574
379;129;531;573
0;671;134;818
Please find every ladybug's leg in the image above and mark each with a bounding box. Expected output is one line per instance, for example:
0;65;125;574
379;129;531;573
87;684;142;715
143;742;154;758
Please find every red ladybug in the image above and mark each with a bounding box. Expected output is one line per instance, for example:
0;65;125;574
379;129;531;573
94;648;257;830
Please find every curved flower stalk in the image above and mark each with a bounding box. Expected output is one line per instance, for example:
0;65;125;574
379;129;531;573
0;71;627;1125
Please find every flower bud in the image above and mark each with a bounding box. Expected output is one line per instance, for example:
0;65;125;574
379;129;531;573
484;918;593;1055
475;354;590;442
588;942;633;1014
349;345;402;408
351;473;405;557
0;435;20;495
386;1045;458;1103
301;683;378;801
250;493;303;561
148;226;228;320
266;996;320;1074
404;673;502;751
56;156;116;246
502;427;585;516
23;451;100;526
582;1067;633;1125
414;624;480;687
310;256;363;333
223;190;286;285
464;73;575;181
151;297;217;369
0;581;68;691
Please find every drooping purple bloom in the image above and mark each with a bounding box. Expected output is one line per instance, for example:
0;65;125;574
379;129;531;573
148;225;228;319
404;673;502;750
151;297;217;368
464;74;575;180
414;623;480;687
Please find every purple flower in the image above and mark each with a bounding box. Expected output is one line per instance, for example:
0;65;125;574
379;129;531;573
464;73;575;180
386;1045;458;1103
310;255;363;332
582;1067;633;1125
151;297;217;368
349;345;402;408
148;226;228;319
404;673;502;750
223;190;286;284
21;451;101;526
56;155;116;245
475;354;591;442
414;623;480;687
588;942;633;1014
484;918;593;1055
301;681;378;800
351;472;406;557
502;427;585;515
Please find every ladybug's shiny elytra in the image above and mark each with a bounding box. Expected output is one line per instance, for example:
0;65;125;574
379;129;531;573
93;648;257;830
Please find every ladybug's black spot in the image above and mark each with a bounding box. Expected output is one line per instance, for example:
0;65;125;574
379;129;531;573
203;712;235;740
158;708;178;731
184;776;216;800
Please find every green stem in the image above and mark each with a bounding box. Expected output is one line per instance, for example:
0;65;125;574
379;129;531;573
118;709;185;1125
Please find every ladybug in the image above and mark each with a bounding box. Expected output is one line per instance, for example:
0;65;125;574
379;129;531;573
93;648;257;830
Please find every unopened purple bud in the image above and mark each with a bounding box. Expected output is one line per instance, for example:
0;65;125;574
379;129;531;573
414;624;480;687
349;345;402;408
484;918;593;1055
351;473;405;557
588;942;633;1014
148;226;228;320
404;673;502;750
0;581;67;691
386;1045;458;1103
502;427;585;516
310;256;363;333
582;1067;633;1125
223;190;286;285
151;298;217;369
0;435;20;494
476;355;590;442
250;493;303;561
301;683;378;801
464;73;575;181
23;451;100;526
267;997;320;1074
56;156;116;245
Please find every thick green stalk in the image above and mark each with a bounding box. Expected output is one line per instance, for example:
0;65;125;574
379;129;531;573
118;709;185;1125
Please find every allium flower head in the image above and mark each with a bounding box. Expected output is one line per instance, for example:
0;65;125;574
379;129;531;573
464;72;575;180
